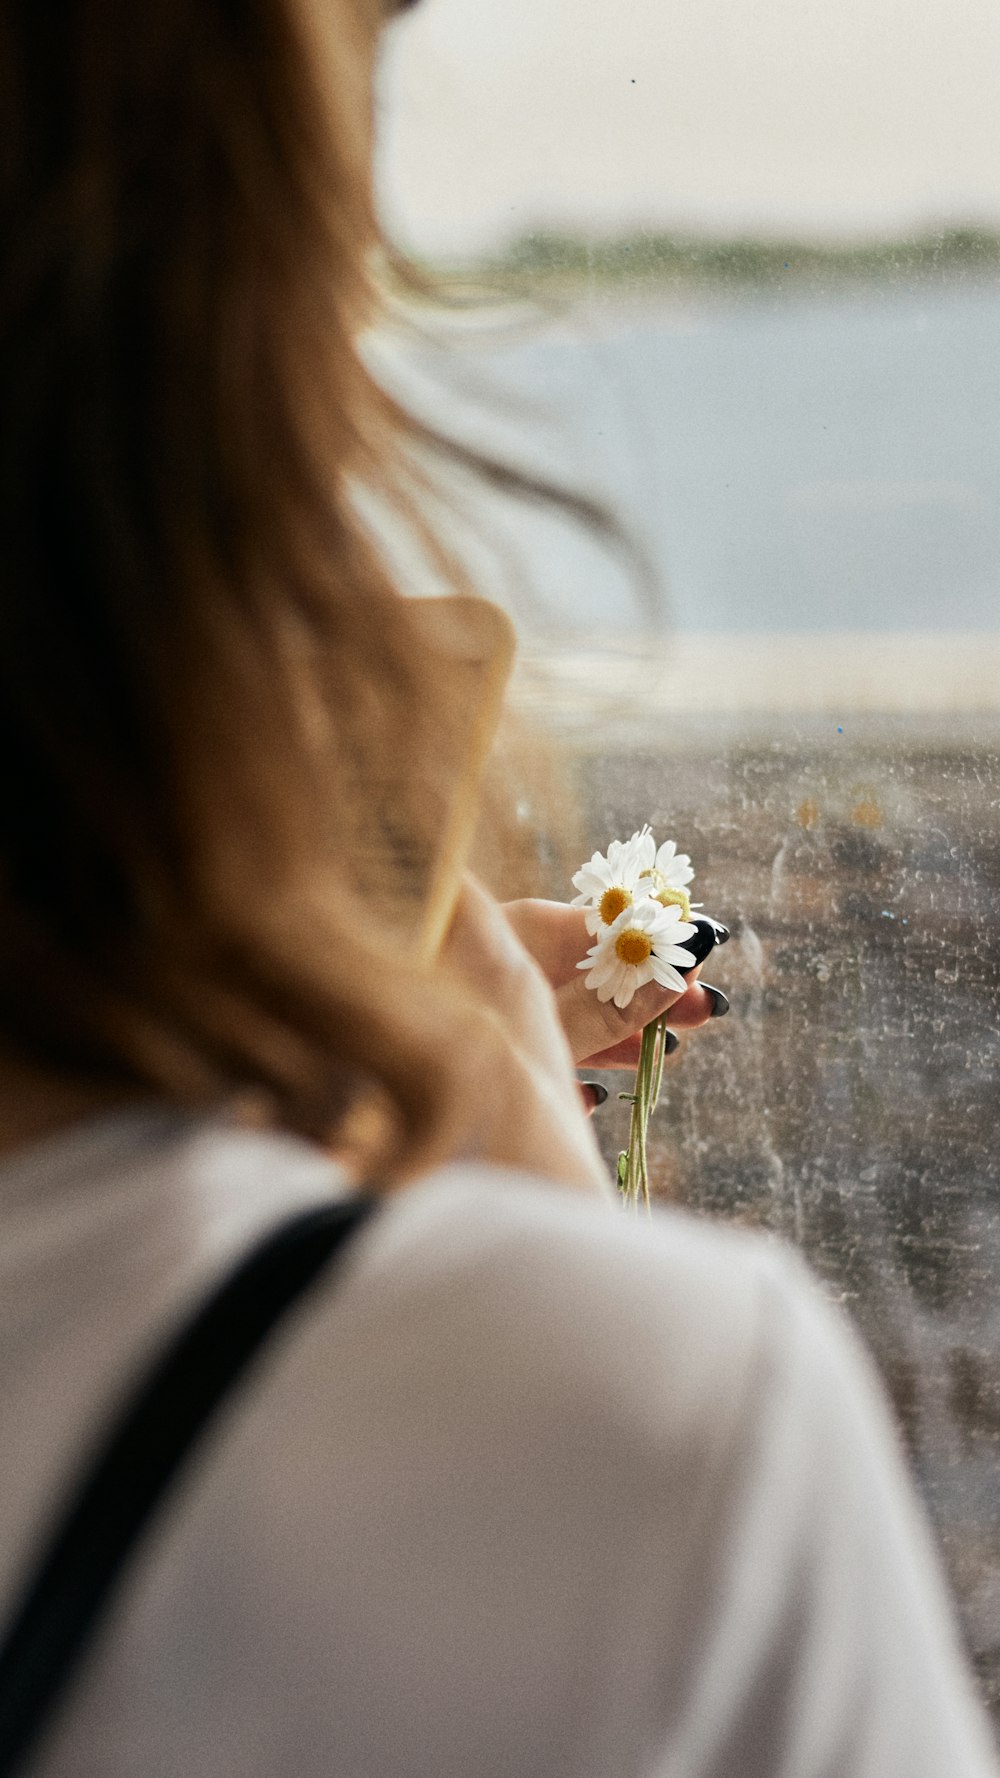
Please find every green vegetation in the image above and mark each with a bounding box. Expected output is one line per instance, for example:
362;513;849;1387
426;225;1000;293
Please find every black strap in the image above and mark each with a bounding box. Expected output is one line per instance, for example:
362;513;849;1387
0;1192;378;1778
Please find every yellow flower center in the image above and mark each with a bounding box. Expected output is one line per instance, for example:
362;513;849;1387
615;927;653;967
654;885;692;921
599;885;633;925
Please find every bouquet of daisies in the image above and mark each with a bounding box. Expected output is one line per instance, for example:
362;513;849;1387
571;826;700;1212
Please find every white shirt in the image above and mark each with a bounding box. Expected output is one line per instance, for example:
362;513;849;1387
0;1106;995;1778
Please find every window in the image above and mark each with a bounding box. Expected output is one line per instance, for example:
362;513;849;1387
378;0;1000;1721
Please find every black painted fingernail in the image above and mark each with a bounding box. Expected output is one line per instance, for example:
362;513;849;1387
663;1029;679;1055
707;919;730;945
678;917;718;974
580;1080;608;1107
702;985;730;1018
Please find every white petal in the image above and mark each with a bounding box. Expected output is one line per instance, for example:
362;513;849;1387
582;936;622;992
604;842;635;879
656;839;695;888
587;925;618;956
650;959;688;995
607;841;646;890
630;827;657;871
641;902;685;938
659;941;696;967
603;958;629;997
580;939;610;971
571;864;611;898
612;970;638;1009
656;936;697;966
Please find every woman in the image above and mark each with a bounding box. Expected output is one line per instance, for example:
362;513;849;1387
0;0;996;1773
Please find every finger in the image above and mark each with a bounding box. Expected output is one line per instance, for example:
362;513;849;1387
582;1029;680;1069
579;978;720;1067
581;1036;647;1069
443;876;537;992
577;1081;609;1115
502;898;593;987
554;968;693;1068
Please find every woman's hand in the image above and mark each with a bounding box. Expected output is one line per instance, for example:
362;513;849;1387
441;879;613;1200
501;898;724;1069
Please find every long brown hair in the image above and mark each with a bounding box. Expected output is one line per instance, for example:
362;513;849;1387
0;0;515;1176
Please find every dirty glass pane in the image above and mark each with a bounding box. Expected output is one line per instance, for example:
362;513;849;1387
571;707;1000;1722
377;0;1000;1728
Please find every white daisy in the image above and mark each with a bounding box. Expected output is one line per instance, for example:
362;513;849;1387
655;837;695;888
634;831;699;922
577;899;698;1010
570;833;648;937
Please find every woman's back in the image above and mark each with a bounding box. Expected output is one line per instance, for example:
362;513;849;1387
1;1111;994;1777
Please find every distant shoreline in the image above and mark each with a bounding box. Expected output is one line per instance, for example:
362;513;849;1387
418;226;1000;295
511;633;1000;736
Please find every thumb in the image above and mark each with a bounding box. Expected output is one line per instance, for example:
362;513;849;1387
554;968;690;1067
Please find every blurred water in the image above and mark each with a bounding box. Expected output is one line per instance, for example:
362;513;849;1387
375;275;1000;635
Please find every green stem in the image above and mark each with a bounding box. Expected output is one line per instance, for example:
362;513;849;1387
651;1016;667;1112
618;1018;663;1215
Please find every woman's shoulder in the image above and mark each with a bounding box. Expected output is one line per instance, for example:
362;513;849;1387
321;1158;822;1474
32;1134;997;1778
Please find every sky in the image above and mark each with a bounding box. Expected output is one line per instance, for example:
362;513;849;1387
375;0;1000;259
